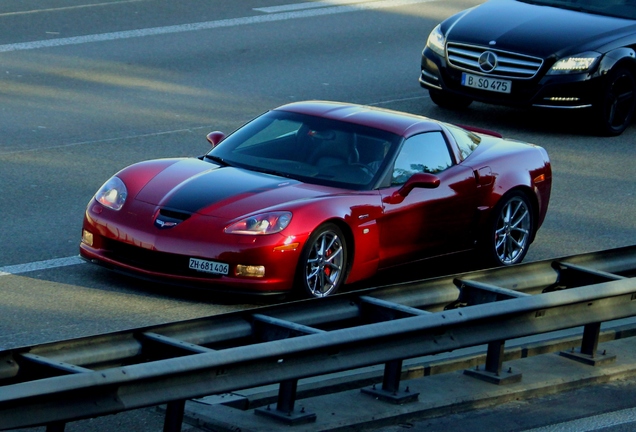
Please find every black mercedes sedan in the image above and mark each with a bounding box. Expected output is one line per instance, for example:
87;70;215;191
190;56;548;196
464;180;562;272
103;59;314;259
420;0;636;136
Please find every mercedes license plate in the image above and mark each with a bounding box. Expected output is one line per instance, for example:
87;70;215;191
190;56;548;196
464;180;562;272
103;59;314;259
462;73;511;93
189;258;229;275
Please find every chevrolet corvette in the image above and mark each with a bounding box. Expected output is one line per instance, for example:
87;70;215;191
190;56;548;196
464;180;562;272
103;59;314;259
80;101;552;298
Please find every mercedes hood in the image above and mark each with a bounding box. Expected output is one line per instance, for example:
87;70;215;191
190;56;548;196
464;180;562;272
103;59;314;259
444;0;636;58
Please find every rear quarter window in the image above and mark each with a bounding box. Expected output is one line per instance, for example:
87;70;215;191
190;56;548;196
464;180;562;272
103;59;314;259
444;124;481;161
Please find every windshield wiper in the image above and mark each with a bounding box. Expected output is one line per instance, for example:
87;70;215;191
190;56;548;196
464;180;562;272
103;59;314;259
252;167;296;179
204;154;230;166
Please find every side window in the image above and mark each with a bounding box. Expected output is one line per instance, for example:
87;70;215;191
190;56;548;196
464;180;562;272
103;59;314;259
391;132;452;185
445;123;481;160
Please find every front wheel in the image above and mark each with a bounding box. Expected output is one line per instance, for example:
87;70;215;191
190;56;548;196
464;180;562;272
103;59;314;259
295;223;348;298
593;67;636;136
481;191;534;267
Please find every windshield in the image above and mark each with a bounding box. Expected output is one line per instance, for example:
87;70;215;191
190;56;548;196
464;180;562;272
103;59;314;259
206;110;401;190
517;0;636;19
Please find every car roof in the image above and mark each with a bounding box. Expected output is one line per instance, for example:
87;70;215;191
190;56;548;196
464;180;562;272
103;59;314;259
273;100;443;137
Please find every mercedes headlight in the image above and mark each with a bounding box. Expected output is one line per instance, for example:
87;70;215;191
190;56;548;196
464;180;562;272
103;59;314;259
225;211;292;235
95;176;127;211
547;52;600;75
426;24;446;57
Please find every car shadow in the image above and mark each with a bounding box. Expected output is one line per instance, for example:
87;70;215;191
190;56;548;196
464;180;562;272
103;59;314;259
348;250;485;292
421;101;611;138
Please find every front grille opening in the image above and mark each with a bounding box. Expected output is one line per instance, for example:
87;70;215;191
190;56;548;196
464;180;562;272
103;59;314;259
447;42;543;79
102;239;221;279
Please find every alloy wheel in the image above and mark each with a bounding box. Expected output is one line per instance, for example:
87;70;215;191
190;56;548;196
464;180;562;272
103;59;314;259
304;228;346;298
493;195;532;265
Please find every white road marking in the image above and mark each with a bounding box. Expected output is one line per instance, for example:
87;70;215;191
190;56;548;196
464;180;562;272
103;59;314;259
0;126;208;155
254;0;379;13
0;0;146;17
0;256;84;276
0;0;437;53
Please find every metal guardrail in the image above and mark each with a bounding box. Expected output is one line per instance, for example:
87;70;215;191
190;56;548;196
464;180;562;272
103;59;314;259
1;246;635;431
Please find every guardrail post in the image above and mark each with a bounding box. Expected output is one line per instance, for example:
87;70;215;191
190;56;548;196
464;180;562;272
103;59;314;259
464;340;522;385
163;400;185;432
361;359;419;403
559;322;617;366
254;379;316;425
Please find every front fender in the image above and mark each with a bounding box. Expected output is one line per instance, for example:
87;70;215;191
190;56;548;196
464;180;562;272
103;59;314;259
284;193;384;284
598;47;636;76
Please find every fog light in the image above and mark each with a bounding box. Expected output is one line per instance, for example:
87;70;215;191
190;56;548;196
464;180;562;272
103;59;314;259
235;265;265;277
82;230;94;246
545;96;580;102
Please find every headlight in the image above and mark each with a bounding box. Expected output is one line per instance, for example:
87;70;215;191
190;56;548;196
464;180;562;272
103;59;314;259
95;176;127;211
426;24;446;57
547;52;600;75
225;211;292;235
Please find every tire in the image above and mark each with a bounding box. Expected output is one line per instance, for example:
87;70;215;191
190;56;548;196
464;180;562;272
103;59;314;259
429;89;473;109
295;223;348;298
481;191;534;267
593;67;636;136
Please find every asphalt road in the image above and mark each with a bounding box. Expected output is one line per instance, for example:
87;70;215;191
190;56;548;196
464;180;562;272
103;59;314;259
0;0;635;429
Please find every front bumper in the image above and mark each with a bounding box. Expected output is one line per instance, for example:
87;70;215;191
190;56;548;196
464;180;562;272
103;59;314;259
80;201;304;295
79;239;298;296
420;47;603;109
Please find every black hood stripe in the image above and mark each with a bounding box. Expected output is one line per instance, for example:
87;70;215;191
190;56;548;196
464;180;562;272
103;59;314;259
160;167;298;214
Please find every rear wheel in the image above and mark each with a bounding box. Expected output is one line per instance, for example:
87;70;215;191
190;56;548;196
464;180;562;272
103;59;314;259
295;223;348;298
481;191;534;267
429;89;473;109
593;67;636;136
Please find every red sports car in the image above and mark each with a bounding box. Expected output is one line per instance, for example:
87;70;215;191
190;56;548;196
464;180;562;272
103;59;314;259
80;101;551;298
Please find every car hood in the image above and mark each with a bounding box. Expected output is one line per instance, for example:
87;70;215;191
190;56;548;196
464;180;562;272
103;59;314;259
445;0;636;58
134;159;333;218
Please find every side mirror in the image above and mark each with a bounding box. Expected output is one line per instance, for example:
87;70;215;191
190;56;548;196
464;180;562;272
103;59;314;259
384;172;440;204
206;131;226;147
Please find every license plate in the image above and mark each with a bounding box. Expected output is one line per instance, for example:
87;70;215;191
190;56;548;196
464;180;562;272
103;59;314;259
189;257;229;275
461;73;511;94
